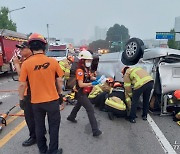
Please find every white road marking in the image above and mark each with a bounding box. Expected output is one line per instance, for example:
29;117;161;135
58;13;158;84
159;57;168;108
0;93;10;100
147;114;177;154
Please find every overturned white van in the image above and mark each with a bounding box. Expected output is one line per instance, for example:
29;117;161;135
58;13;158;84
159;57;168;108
97;38;180;115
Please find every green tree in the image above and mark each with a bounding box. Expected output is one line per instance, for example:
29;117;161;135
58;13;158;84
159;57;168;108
106;24;130;43
0;7;17;31
167;29;178;49
89;39;109;52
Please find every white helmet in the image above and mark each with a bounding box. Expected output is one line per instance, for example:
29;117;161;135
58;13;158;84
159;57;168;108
78;50;93;60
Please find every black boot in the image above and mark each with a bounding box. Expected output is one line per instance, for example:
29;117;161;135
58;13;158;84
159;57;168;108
93;130;102;137
56;148;63;154
67;116;77;123
142;115;147;121
129;118;136;123
22;137;36;146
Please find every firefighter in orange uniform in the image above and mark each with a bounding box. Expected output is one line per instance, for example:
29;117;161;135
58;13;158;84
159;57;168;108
13;42;37;147
19;33;64;154
122;66;153;123
67;50;102;137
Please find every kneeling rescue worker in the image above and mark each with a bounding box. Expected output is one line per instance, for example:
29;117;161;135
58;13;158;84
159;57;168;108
67;50;102;137
122;66;153;123
88;77;114;111
19;33;64;154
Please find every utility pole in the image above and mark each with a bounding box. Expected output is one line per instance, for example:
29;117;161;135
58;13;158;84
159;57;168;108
9;7;25;20
47;24;50;50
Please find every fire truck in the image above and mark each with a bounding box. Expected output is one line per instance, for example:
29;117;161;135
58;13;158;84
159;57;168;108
0;29;27;73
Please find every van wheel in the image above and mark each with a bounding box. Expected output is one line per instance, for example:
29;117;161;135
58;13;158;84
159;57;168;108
123;38;144;62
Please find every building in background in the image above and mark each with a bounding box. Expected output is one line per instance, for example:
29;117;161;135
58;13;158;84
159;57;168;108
94;26;107;40
174;16;180;42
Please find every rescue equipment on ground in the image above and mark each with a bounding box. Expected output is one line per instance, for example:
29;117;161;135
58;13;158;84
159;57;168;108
0;103;22;132
63;92;76;105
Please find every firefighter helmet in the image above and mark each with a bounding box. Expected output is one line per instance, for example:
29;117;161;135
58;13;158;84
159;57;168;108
78;50;93;60
113;82;122;88
28;33;47;44
67;55;74;62
121;66;130;75
106;77;114;83
174;90;180;100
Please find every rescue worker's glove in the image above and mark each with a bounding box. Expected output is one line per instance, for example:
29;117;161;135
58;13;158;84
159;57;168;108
19;99;25;110
92;80;100;86
59;94;63;105
95;76;101;81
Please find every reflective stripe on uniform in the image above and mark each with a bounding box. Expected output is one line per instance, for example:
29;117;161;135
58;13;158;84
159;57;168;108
130;67;141;80
105;97;126;110
59;61;66;71
124;83;131;87
65;69;70;73
134;76;152;88
126;97;131;102
128;93;132;97
88;85;103;98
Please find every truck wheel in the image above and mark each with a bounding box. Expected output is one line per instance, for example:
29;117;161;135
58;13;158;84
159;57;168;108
123;38;144;62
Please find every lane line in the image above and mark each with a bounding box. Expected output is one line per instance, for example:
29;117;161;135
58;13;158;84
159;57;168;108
0;120;26;148
147;114;177;154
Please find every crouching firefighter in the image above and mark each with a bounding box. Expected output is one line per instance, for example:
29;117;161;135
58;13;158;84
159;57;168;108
88;77;114;111
105;86;127;120
122;66;153;123
67;50;102;137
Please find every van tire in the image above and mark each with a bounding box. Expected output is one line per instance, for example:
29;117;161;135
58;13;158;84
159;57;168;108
123;38;144;62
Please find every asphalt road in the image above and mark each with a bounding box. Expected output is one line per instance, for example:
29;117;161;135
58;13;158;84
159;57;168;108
0;73;179;154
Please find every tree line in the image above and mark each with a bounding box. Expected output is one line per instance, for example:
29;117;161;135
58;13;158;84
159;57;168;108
89;24;130;52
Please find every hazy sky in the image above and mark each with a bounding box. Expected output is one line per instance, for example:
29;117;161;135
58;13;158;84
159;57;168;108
0;0;180;44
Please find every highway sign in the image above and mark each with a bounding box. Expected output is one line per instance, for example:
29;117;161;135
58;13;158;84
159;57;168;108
156;32;174;40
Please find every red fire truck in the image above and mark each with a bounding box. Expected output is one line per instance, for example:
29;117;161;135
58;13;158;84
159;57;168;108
0;29;27;72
